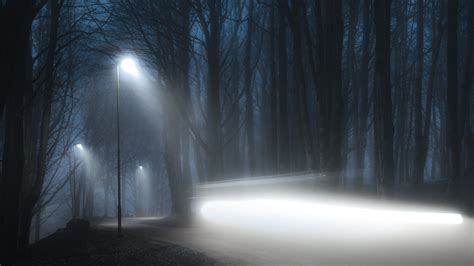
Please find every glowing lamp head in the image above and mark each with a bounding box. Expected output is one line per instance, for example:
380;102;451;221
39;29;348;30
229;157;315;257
139;165;143;170
75;144;83;150
120;58;138;76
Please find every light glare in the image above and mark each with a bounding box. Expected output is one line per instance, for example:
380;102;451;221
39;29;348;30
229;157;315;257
200;198;463;226
75;144;83;150
120;58;138;76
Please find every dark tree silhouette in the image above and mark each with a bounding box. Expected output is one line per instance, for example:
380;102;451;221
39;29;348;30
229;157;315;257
373;0;394;196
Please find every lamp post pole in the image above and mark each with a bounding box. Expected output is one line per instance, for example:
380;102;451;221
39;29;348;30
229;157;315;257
116;65;122;237
114;57;138;236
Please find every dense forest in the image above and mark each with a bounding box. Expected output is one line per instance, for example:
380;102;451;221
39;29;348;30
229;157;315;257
0;0;473;263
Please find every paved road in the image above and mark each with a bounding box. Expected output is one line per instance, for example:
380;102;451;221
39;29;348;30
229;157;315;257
96;211;473;266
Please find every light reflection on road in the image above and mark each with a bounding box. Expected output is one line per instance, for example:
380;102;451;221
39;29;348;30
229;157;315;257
97;210;472;266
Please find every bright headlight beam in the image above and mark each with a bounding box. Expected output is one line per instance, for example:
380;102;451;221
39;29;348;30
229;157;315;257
200;199;463;226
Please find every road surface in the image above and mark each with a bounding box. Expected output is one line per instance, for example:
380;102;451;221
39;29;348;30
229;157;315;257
96;212;473;266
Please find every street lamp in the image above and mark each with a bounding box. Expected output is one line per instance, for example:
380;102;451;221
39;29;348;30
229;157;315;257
121;58;139;77
75;143;83;150
116;56;139;237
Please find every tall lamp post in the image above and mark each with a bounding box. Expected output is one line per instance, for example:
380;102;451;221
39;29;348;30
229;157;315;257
116;57;138;237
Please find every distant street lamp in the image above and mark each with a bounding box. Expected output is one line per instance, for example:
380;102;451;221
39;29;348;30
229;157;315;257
116;57;139;237
75;143;83;150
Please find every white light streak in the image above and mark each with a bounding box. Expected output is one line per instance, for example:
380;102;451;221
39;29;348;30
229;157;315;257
200;198;463;227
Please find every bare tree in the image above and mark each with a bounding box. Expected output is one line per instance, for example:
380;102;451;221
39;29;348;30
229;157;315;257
276;0;290;173
317;0;343;183
0;0;48;260
413;0;424;186
374;0;394;196
287;0;315;170
355;0;371;189
244;0;256;175
447;0;460;199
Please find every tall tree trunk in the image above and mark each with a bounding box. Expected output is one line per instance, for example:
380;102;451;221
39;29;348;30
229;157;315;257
355;0;371;190
34;208;41;242
345;0;359;183
277;0;290;173
104;174;110;217
460;1;474;206
82;180;94;218
301;1;321;170
206;0;223;181
74;171;84;218
447;0;460;199
164;136;183;216
393;1;408;183
0;2;36;261
374;0;394;196
268;1;277;173
318;0;343;184
20;1;62;250
287;1;315;170
244;0;256;175
419;0;445;187
413;0;424;186
178;0;192;217
163;93;184;216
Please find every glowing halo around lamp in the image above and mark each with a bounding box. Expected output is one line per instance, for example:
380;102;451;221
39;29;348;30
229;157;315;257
120;58;139;76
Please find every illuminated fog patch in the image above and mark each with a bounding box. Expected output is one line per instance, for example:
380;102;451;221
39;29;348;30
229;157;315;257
200;198;463;230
